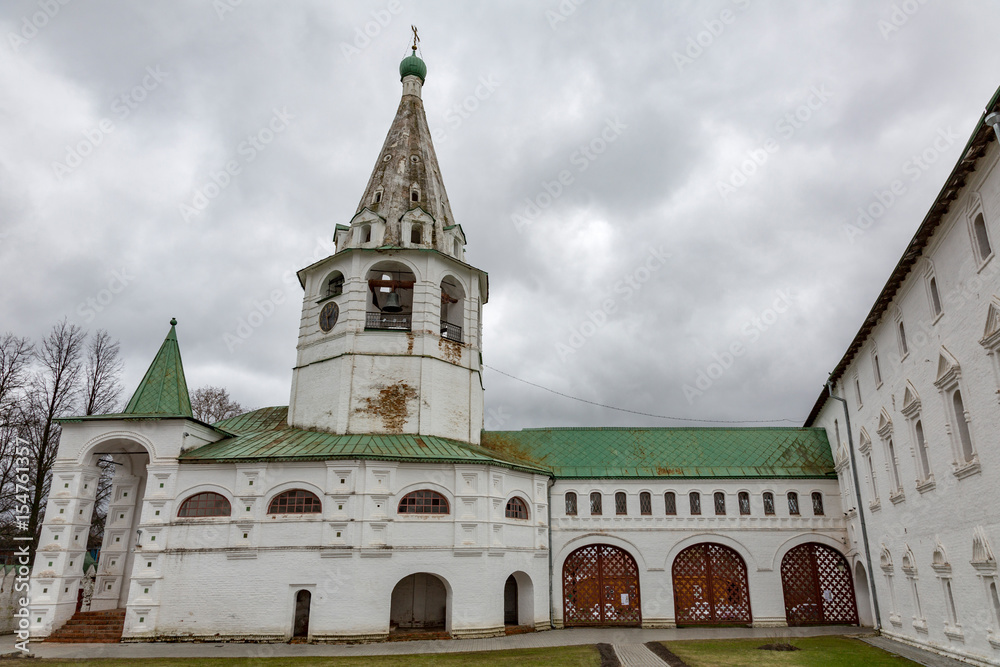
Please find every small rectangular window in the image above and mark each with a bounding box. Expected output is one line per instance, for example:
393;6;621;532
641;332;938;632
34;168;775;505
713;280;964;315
714;492;726;515
763;492;775;515
639;492;652;516
689;492;701;515
615;492;627;516
664;492;676;516
738;492;750;515
565;492;577;516
788;492;800;515
811;492;824;516
590;492;602;516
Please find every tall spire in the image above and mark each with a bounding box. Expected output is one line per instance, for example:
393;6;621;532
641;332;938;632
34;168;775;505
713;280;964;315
353;39;457;248
123;318;193;417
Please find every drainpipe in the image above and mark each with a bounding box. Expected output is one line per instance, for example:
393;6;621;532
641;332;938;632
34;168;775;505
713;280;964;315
547;478;555;629
986;112;1000;142
826;380;882;631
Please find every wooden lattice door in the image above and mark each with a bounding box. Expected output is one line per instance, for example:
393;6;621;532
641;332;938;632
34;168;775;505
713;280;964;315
672;543;752;626
781;543;858;626
563;544;641;626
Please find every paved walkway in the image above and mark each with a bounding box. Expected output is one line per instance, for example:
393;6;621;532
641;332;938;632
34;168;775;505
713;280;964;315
613;643;667;666
861;636;974;667
1;626;866;659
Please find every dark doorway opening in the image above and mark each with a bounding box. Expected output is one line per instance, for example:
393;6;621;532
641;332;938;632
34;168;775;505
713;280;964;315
293;590;311;638
504;575;518;625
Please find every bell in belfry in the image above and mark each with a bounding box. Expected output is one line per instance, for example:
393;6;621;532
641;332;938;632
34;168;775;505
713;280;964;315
382;291;403;312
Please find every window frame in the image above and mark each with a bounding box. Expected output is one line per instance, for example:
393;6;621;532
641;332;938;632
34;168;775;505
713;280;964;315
787;491;800;516
713;491;726;516
689;491;701;516
927;273;943;320
738;491;751;515
564;491;577;516
505;496;529;520
639;491;652;516
811;491;824;516
762;491;775;516
970;209;994;267
397;489;450;515
664;491;677;516
177;491;231;518
590;491;603;516
267;489;322;515
614;491;628;516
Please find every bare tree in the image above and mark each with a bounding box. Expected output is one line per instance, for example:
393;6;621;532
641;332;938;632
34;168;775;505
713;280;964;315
0;334;34;540
21;320;86;546
82;330;124;415
191;385;246;424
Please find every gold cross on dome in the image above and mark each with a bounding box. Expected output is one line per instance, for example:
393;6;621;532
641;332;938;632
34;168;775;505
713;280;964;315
411;25;420;51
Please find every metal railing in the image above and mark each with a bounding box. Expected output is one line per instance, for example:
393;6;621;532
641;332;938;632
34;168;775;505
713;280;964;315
440;321;462;342
365;312;411;331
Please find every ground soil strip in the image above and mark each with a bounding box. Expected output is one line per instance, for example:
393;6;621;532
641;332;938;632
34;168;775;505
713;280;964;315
644;641;690;667
597;642;622;667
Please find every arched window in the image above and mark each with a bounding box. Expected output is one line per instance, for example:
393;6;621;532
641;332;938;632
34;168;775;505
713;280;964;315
973;213;993;262
398;490;449;514
689;492;701;515
268;489;322;514
738;491;750;515
714;492;726;515
763;492;775;515
639;492;652;515
362;224;372;243
373;190;382;204
590;492;602;515
811;492;824;515
952;390;974;462
178;492;231;518
788;492;800;515
929;277;942;316
411;189;419;202
564;492;577;516
410;224;422;244
325;271;344;298
615;492;627;515
505;497;528;519
664;491;676;515
440;276;465;342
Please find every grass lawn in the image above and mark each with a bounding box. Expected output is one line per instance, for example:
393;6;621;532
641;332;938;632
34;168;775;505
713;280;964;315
21;645;600;667
664;636;918;667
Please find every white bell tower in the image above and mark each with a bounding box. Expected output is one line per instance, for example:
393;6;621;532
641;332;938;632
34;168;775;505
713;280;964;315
288;44;487;444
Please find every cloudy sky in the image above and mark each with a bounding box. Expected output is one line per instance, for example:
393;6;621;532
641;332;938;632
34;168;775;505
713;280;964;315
2;1;998;430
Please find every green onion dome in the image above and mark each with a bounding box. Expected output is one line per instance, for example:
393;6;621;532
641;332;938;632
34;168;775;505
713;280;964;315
399;49;426;82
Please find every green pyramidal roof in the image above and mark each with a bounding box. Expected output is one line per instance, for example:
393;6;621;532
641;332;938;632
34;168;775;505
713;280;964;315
123;318;192;417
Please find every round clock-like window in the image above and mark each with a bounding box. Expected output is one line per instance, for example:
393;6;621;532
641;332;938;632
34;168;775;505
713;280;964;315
319;302;339;332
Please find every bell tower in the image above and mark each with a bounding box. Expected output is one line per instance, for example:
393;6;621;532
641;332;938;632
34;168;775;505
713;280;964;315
288;42;487;444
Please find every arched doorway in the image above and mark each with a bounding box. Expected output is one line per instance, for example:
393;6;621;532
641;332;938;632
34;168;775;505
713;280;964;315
672;543;752;626
780;542;858;625
562;544;641;626
293;590;311;638
390;573;448;632
504;575;518;625
854;561;874;626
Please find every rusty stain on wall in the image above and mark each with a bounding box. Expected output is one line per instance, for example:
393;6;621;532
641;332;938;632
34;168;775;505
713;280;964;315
438;337;462;364
355;381;418;432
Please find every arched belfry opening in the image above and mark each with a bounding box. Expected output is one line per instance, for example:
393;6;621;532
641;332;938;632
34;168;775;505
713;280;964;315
440;277;464;343
366;261;415;331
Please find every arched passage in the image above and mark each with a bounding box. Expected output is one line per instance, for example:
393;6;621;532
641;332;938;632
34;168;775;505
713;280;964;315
780;543;858;626
854;561;874;626
293;590;311;638
562;544;641;626
390;573;448;632
672;543;751;626
504;571;534;628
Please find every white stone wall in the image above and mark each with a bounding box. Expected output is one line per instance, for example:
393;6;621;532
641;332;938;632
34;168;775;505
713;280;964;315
121;460;549;641
813;141;1000;666
551;478;848;628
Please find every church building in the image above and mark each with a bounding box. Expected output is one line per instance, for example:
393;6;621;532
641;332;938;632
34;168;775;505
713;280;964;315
27;44;1000;665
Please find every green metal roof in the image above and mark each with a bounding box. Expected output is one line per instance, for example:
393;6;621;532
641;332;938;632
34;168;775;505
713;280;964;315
122;319;192;417
180;407;832;479
480;427;835;479
179;406;548;474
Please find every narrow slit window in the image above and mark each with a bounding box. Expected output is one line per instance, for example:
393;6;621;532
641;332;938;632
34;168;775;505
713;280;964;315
873;352;882;385
590;492;602;516
738;491;750;515
763;492;775;515
411;190;419;202
953;390;974;463
973;213;993;262
855;378;862;408
788;492;800;515
898;322;908;356
915;420;931;480
639;492;651;516
689;492;701;516
615;492;627;515
664;492;676;516
929;277;942;316
714;492;726;516
565;492;577;516
373;190;382;204
811;492;824;515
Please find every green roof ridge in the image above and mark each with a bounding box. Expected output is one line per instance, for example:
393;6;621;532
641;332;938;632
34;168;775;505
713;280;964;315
123;318;193;417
